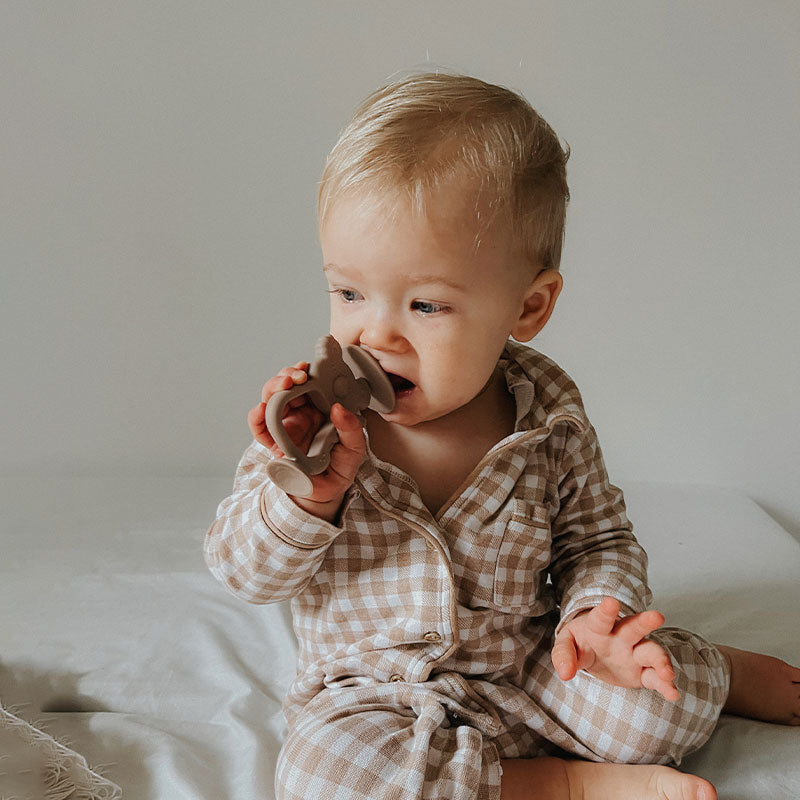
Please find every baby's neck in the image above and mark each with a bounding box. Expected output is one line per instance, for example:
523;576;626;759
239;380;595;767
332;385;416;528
365;369;517;515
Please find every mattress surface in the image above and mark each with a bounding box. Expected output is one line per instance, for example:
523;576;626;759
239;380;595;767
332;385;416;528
1;475;798;798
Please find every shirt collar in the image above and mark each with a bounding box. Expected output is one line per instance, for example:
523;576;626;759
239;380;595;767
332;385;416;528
499;339;588;435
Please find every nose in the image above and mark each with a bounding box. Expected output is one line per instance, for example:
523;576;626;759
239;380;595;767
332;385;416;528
358;308;406;353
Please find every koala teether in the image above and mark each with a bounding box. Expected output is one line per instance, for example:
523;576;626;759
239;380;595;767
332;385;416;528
265;335;395;497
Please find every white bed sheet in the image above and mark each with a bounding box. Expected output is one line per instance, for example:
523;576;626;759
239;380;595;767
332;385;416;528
1;475;798;799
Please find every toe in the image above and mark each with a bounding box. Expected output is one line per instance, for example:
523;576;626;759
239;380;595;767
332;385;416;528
649;766;717;800
694;779;717;800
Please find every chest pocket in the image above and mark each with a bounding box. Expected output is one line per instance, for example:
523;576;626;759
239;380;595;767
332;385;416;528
492;499;554;614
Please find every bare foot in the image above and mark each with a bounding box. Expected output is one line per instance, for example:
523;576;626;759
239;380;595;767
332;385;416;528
500;757;716;800
569;761;716;800
717;644;800;725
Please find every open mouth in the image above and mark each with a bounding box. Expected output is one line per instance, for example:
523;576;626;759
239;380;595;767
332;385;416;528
385;372;416;394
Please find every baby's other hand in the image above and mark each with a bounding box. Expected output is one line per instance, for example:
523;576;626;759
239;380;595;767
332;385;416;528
551;597;680;702
247;362;323;455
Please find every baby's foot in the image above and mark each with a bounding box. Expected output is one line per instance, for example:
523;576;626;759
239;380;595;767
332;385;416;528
568;761;716;800
717;644;800;725
500;758;715;800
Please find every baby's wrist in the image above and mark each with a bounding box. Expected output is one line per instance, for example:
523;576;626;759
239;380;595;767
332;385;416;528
291;493;345;524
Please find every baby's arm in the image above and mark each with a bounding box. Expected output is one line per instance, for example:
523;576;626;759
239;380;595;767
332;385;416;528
204;436;354;604
547;423;675;691
549;422;651;624
204;363;366;603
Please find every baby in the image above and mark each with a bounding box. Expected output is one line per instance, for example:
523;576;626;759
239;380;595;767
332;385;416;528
205;72;800;800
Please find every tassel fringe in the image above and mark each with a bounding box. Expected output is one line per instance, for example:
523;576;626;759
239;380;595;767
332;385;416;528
1;702;121;800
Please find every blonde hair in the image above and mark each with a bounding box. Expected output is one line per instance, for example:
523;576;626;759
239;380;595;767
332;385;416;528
318;72;570;271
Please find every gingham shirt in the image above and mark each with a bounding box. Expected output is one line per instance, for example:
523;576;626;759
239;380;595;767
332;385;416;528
205;340;652;725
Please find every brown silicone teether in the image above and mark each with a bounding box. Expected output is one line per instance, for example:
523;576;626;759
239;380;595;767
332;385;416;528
264;335;395;497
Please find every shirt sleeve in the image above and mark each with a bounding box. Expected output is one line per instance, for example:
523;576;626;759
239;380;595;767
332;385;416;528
203;440;346;604
548;422;652;632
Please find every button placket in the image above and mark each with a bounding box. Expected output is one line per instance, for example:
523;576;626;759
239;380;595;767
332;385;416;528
357;489;458;682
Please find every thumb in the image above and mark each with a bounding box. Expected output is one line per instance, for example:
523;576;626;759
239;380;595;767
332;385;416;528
330;403;365;452
551;631;578;681
326;404;366;482
585;596;621;636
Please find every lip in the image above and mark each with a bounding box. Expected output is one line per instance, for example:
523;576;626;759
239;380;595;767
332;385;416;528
381;383;418;419
355;347;417;397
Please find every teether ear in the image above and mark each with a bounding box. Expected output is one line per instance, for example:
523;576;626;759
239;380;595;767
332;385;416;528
343;345;395;414
266;459;314;499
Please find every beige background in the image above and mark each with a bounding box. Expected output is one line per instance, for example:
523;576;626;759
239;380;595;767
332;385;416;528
2;1;798;539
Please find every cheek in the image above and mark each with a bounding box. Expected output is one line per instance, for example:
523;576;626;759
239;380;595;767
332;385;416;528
447;328;510;384
427;339;495;388
328;305;351;340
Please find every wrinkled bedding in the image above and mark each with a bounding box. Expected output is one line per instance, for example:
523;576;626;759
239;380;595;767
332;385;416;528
1;475;798;798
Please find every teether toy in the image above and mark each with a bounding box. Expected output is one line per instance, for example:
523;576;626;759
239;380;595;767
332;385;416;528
265;335;395;497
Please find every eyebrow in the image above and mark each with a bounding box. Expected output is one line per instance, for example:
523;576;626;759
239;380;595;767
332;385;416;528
323;263;466;292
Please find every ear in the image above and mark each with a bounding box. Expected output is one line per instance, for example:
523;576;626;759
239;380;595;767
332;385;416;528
510;269;563;342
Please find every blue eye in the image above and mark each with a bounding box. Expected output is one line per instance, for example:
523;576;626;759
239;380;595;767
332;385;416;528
328;288;362;303
412;300;446;315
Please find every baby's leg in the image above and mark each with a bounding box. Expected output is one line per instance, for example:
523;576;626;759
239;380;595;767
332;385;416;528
521;626;729;765
501;758;716;800
276;684;502;800
277;688;716;800
717;644;800;725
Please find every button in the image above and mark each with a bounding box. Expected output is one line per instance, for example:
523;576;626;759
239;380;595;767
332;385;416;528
423;631;441;643
389;674;403;682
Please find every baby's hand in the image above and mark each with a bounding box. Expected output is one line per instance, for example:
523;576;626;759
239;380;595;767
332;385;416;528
551;597;680;702
248;362;322;455
247;362;366;512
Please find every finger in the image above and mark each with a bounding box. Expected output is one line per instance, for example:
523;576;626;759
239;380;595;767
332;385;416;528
615;610;666;647
632;640;675;682
330;403;363;439
247;402;289;457
247;402;275;448
261;374;292;403
277;366;308;385
584;597;621;636
641;666;680;702
551;632;579;681
326;404;366;477
280;361;309;376
261;367;309;403
308;406;366;500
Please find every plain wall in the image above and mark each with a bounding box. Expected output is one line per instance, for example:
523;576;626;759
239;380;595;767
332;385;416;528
2;1;799;539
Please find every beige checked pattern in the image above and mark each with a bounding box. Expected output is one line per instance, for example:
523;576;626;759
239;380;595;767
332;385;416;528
205;341;730;800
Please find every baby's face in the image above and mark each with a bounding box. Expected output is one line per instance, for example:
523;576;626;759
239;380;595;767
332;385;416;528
320;187;530;427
